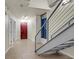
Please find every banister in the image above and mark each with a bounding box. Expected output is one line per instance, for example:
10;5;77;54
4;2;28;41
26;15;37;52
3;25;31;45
35;0;63;52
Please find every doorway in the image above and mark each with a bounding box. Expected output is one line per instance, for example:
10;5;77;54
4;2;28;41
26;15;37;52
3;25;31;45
20;22;28;39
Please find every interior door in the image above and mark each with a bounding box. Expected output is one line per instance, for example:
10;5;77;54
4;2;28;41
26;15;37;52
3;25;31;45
20;22;28;39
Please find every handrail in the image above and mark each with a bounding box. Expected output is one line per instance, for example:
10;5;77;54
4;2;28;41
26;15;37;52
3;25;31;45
35;17;74;52
35;0;63;52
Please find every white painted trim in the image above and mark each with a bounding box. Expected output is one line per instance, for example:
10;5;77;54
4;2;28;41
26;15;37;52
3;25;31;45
60;51;74;58
5;40;17;54
5;45;13;54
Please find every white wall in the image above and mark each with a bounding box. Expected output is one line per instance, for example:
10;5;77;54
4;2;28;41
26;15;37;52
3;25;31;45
5;14;16;53
60;46;74;58
36;15;41;42
28;16;36;41
15;19;20;41
5;15;9;51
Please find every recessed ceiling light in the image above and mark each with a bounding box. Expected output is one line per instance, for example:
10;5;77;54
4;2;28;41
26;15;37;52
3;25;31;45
20;16;31;24
25;17;28;19
20;19;31;24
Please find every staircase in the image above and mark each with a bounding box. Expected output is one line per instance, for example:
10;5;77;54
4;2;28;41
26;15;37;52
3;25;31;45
35;0;74;55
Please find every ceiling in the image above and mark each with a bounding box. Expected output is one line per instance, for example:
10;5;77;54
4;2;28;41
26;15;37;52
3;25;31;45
29;0;50;9
5;0;50;18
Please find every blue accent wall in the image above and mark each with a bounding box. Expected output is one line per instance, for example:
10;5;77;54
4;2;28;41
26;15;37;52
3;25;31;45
41;17;46;39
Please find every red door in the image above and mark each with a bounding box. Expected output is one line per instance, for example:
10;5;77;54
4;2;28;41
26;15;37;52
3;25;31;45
20;22;28;39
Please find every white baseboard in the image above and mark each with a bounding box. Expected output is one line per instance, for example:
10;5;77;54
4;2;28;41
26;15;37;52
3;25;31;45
60;51;74;58
5;45;13;54
5;41;16;54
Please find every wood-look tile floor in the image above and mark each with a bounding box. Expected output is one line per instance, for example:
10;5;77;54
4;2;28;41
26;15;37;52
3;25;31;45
5;39;72;59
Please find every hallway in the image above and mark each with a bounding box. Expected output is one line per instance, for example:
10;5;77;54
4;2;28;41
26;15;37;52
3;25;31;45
5;39;72;59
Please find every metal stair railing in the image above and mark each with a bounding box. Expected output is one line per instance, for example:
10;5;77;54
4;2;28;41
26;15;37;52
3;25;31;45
35;0;63;52
35;0;74;54
35;18;74;54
